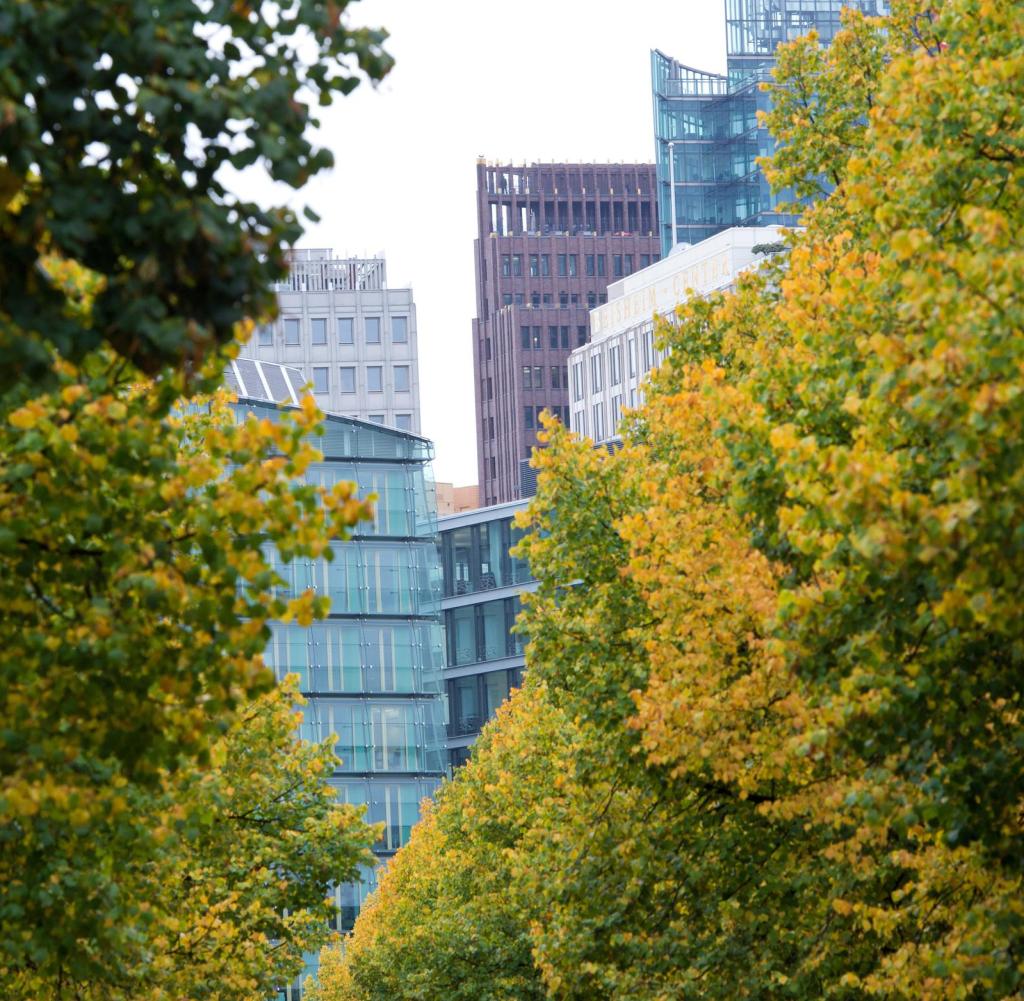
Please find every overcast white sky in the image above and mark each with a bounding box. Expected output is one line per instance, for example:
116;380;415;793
231;0;725;485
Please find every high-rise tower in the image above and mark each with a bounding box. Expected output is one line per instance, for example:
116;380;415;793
653;0;891;254
472;161;660;504
240;250;422;433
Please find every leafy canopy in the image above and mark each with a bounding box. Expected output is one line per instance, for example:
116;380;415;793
0;0;391;392
325;1;1024;997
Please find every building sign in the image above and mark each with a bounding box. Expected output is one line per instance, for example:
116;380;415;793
590;249;737;338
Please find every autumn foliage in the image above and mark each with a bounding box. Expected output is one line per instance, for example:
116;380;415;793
325;1;1024;998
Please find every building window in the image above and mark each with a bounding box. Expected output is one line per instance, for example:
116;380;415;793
311;318;327;345
597;254;606;276
488;416;495;439
557;254;567;276
258;325;273;346
587;292;597;309
368;366;383;393
592;402;605;441
628;336;637;378
572;361;583;402
485;337;492;361
522;365;533;390
640;254;650;269
550;365;560;389
512;254;523;277
548;325;558;349
585;254;595;276
339;317;354;344
392;316;408;343
541;254;550;277
369;414;385;424
559;291;568;308
531;292;541;308
611;394;623;420
521;326;531;350
395;414;412;431
489;456;496;477
542;293;552;305
533;365;543;389
284;318;300;345
577;325;587;347
529;254;539;277
503;293;513;306
609;344;622;386
568;254;577;277
531;327;542;350
394;365;410;393
573;409;585;434
501;255;511;277
340;366;356;394
613;255;623;277
558;326;568;350
524;407;535;430
312;366;329;393
487;377;493;401
366;317;381;344
625;255;634;275
591;352;603;391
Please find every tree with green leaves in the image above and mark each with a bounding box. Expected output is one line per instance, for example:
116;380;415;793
324;1;1024;997
0;0;391;393
0;331;378;995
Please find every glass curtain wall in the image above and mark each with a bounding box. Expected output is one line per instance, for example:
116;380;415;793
231;400;445;1001
653;1;890;254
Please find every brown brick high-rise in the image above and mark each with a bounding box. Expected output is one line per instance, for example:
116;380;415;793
473;161;660;504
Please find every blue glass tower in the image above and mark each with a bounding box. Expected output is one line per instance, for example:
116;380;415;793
223;360;446;999
653;0;890;255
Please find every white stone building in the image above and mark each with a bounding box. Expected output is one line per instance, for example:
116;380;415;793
239;249;421;433
568;226;785;444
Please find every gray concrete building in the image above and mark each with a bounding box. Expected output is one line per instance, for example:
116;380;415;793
240;250;421;433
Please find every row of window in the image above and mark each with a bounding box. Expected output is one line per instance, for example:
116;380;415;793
259;315;409;347
520;325;587;351
522;364;569;390
297;699;443;774
524;405;569;430
445;596;526;668
263;542;440;617
572;392;637;442
447;666;524;738
440;517;533;597
571;327;657;402
303;462;432;536
502;291;607;309
265;620;443;695
501;252;658;279
309;364;412;395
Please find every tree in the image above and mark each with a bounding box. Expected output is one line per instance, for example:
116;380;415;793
310;685;562;1001
0;291;375;990
328;0;1024;997
0;0;391;393
6;679;377;1000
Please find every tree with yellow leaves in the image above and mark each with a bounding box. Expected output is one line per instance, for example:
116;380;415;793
324;0;1024;997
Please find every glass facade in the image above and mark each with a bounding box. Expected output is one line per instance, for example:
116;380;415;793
439;502;536;767
653;0;890;254
439;514;532;596
229;395;444;1001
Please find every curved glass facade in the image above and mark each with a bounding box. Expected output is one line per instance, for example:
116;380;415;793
653;0;890;254
230;397;445;1001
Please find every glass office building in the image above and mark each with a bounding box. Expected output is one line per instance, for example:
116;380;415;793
222;359;446;999
653;0;890;254
438;500;536;768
